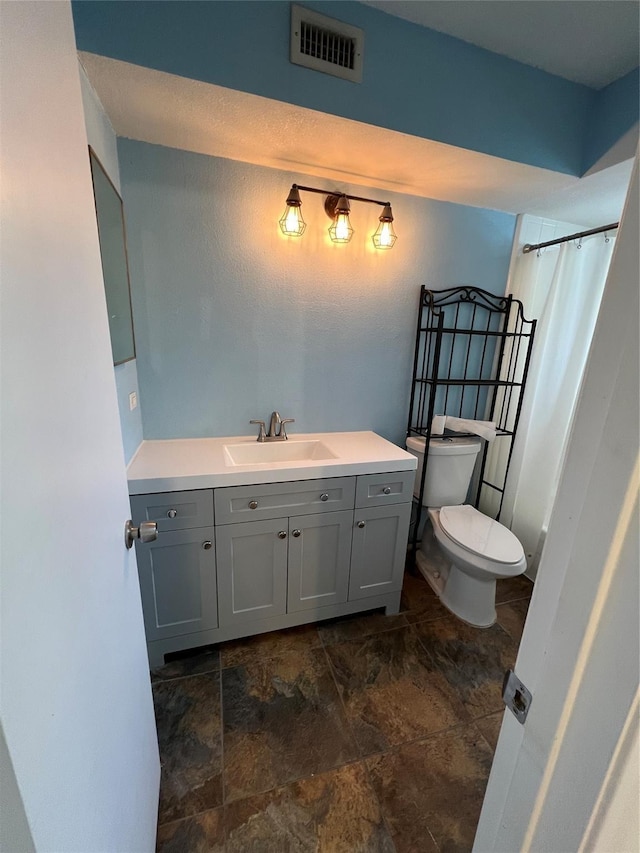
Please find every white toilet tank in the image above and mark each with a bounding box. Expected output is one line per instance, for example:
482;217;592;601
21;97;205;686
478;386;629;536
406;435;482;507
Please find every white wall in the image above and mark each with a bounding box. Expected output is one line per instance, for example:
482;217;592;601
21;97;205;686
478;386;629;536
0;3;159;849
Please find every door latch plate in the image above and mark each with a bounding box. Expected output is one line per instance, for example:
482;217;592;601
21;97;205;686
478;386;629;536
502;668;532;724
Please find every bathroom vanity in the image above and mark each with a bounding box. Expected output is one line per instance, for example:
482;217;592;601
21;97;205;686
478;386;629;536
127;431;417;667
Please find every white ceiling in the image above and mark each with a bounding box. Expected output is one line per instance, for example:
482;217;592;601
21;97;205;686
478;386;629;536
80;52;633;227
360;1;639;90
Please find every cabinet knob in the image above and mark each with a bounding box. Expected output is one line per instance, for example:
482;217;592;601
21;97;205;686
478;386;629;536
278;530;287;539
320;493;329;502
202;540;212;550
292;529;301;538
248;500;259;510
382;487;392;495
357;520;366;529
167;509;178;518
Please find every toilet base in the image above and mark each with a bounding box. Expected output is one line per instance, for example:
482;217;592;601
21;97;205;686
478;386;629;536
440;565;497;628
415;549;497;627
415;548;447;596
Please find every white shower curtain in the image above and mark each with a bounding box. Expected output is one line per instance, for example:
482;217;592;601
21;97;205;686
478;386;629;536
485;230;616;578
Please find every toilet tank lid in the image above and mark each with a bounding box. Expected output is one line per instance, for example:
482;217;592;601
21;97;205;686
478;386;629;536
406;436;481;456
439;505;524;564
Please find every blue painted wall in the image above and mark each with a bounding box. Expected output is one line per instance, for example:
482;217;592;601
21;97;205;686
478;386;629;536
73;0;596;175
118;139;516;445
584;68;640;172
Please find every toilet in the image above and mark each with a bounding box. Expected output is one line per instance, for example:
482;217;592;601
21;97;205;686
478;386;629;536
406;435;527;627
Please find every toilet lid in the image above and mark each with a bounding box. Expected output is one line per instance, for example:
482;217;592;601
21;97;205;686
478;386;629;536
439;505;524;564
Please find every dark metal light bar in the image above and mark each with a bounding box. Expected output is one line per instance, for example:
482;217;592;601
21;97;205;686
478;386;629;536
279;183;397;249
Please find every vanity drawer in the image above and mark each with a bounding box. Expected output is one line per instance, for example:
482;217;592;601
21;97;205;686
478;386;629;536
355;471;416;508
130;489;214;533
214;477;356;524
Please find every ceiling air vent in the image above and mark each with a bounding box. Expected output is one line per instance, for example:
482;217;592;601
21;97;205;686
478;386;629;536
290;5;364;83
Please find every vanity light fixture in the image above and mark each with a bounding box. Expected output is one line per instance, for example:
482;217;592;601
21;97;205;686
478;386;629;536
327;194;353;244
278;185;306;236
372;204;397;250
279;183;397;249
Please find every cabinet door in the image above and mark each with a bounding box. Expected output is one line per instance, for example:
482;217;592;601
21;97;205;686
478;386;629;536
136;528;217;642
216;518;288;627
349;503;411;600
287;511;353;613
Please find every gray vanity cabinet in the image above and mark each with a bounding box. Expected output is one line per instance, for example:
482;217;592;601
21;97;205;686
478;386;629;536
215;518;288;627
349;471;414;601
131;470;414;668
287;510;353;612
130;490;217;642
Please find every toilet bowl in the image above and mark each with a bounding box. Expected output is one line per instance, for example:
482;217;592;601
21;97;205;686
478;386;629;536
425;505;526;626
406;435;527;627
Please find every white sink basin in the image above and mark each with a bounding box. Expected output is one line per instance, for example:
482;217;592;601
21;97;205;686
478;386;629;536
224;439;339;466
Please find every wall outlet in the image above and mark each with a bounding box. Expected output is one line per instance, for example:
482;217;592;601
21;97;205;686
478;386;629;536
129;391;138;411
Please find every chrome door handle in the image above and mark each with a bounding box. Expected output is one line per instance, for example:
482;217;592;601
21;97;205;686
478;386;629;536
278;531;287;539
320;493;329;502
357;521;366;528
292;529;301;537
167;509;177;518
125;520;158;549
382;487;391;495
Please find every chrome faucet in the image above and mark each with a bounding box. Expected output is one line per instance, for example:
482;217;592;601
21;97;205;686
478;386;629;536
268;411;282;438
250;411;295;442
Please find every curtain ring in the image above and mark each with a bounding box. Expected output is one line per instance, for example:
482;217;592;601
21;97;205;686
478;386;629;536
576;238;582;249
604;232;610;243
536;248;541;258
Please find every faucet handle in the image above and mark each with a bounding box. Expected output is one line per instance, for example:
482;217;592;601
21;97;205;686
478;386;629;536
249;420;267;442
280;418;295;439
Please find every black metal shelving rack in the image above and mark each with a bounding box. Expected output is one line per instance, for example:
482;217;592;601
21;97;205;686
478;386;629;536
407;285;537;557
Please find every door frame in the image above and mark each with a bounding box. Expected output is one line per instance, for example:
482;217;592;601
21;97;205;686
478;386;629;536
474;158;639;851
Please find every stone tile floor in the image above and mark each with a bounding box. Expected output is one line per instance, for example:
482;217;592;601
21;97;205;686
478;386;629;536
153;568;533;852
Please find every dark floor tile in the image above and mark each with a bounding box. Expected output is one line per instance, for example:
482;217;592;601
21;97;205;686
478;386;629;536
156;807;225;853
325;626;470;755
496;597;531;643
400;571;450;624
219;623;323;668
368;727;494;853
225;762;395;852
222;648;358;802
475;712;504;751
318;609;409;646
154;673;223;824
413;617;518;718
152;646;220;683
495;574;533;604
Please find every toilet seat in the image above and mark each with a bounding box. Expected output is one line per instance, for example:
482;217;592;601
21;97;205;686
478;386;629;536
439;505;524;565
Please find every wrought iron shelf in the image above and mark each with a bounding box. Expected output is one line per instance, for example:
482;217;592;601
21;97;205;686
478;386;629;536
414;378;524;387
420;326;533;339
408;427;515;439
406;284;537;560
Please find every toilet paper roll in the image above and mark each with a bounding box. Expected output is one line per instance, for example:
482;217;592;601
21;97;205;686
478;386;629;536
431;415;497;442
431;415;447;435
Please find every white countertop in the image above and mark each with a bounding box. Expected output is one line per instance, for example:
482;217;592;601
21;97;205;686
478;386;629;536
127;431;417;494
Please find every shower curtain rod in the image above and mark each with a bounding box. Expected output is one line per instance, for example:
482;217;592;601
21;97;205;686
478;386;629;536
522;221;619;254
